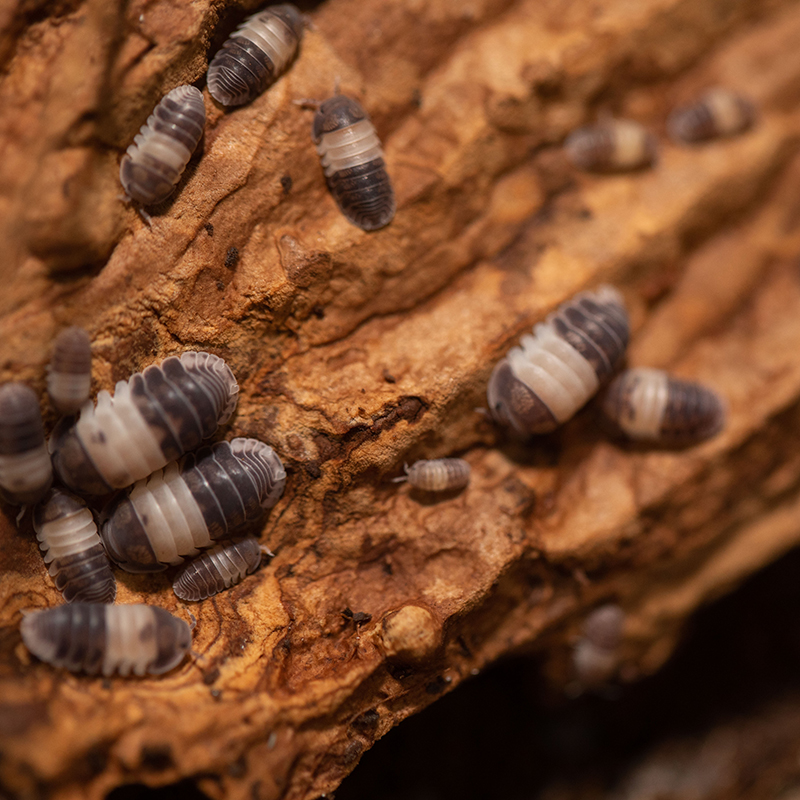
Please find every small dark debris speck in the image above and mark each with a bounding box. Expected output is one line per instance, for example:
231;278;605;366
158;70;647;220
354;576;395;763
216;280;225;291
203;667;220;685
311;305;325;319
352;708;380;732
204;223;214;236
225;247;239;269
425;675;450;695
281;174;293;194
382;369;396;384
140;743;174;771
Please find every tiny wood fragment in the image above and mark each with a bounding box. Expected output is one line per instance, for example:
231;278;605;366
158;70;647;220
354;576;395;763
2;0;800;799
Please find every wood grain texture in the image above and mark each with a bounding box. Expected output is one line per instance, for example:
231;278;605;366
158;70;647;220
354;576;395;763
2;0;800;798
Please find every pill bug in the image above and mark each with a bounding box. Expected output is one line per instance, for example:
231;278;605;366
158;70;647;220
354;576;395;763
119;85;206;206
0;383;53;505
600;367;725;444
487;286;629;436
667;88;755;143
20;603;191;676
173;535;265;601
565;119;657;172
33;488;116;604
393;458;471;492
101;438;286;573
572;604;625;685
312;94;396;231
47;326;92;416
207;4;304;107
50;351;238;495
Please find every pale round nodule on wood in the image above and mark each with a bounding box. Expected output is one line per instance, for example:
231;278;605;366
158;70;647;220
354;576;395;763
572;604;625;685
487;285;629;436
20;604;192;677
381;605;440;662
49;351;238;495
173;536;264;601
207;4;304;107
100;438;285;573
601;367;726;443
119;85;205;206
401;458;471;492
565;119;657;172
33;488;116;604
47;326;92;415
0;383;53;505
667;87;755;143
312;95;395;231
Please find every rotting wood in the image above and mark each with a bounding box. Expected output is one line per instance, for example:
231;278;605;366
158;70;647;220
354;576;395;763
2;0;800;799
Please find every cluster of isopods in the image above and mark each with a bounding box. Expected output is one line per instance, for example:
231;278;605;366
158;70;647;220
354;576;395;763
121;4;395;231
5;330;287;677
564;87;755;172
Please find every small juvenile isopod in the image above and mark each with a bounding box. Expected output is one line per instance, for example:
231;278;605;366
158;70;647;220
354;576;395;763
207;4;304;107
572;603;625;685
50;351;238;495
47;326;92;415
667;88;755;143
565;119;657;172
33;488;116;604
312;94;396;231
487;286;629;436
600;367;725;444
173;535;266;601
393;458;471;492
0;383;53;505
21;603;192;676
119;85;206;206
101;438;286;573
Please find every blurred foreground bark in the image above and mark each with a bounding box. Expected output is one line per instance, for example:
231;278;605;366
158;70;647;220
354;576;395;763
2;0;800;798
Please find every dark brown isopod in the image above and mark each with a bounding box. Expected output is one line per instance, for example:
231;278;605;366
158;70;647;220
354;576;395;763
50;351;238;495
487;286;629;435
565;119;657;172
600;367;725;444
0;383;52;505
120;85;206;206
173;535;265;601
101;438;286;573
21;603;191;676
394;458;471;492
34;488;116;604
312;94;395;231
47;326;92;415
667;88;755;143
207;4;304;107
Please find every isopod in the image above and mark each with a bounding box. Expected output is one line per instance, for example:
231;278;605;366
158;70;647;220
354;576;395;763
101;438;286;573
21;603;191;676
173;535;265;601
487;286;629;435
47;326;92;415
50;351;238;495
600;367;725;444
312;94;396;231
667;88;755;143
207;4;304;107
393;458;470;492
33;488;116;604
565;119;657;172
0;383;52;505
572;603;625;685
119;85;206;206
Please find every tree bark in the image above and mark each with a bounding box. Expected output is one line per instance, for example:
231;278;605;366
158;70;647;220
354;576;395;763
1;0;800;798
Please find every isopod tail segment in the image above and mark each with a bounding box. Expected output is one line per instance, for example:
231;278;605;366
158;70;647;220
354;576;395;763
487;285;630;436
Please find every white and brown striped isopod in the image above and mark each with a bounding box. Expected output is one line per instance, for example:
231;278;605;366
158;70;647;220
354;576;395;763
667;88;755;143
119;85;206;206
312;94;395;231
173;535;265;601
34;488;116;604
487;286;629;436
101;438;286;573
0;383;52;505
207;4;304;107
393;459;471;492
47;326;92;416
21;603;191;676
565;119;657;172
50;351;238;495
600;367;725;444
